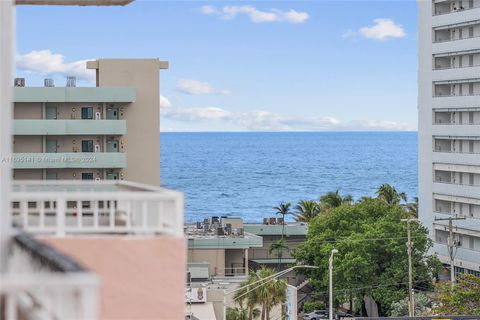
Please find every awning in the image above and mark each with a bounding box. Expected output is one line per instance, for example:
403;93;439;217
250;258;296;264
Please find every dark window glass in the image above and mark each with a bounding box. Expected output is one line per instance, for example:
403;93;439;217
82;173;94;180
81;140;94;152
81;107;93;119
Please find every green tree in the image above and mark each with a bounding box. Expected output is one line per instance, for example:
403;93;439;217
269;238;289;268
236;267;287;320
227;307;249;320
376;183;407;205
319;190;353;211
293;197;440;316
295;200;321;223
406;197;419;218
390;292;430;316
433;273;480;315
273;202;292;238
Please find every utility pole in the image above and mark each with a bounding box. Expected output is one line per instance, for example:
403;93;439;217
434;215;466;289
401;218;418;317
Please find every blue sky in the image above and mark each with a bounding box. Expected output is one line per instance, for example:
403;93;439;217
15;0;418;131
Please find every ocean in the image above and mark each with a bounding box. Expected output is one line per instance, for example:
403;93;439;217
160;132;417;223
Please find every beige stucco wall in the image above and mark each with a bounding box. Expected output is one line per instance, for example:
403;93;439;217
13;136;42;152
188;248;225;276
90;59;163;186
13;169;42;180
14;102;42;119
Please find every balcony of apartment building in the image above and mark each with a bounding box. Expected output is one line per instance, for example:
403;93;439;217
6;179;185;319
432;20;480;53
432;78;480;108
433;108;480;135
433;50;480;80
433;137;480;165
433;224;480;273
2;227;100;319
433;0;480;27
434;194;480;218
432;163;480;199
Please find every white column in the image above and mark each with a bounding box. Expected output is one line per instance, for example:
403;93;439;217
0;0;14;273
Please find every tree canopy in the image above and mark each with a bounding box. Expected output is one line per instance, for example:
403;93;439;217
293;197;441;316
433;273;480;315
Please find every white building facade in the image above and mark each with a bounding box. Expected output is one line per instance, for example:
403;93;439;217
419;0;480;276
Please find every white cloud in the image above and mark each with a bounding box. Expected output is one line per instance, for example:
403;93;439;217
176;79;231;95
161;106;414;131
160;95;172;108
200;5;309;24
343;18;406;40
16;50;95;82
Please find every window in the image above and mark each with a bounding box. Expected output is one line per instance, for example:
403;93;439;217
469;26;474;38
81;173;94;180
81;107;93;119
81;140;94;152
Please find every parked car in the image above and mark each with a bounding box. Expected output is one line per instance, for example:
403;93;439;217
303;310;328;320
335;311;353;319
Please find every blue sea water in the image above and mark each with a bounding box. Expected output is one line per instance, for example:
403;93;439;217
160;132;417;223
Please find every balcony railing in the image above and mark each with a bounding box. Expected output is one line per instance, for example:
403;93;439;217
434;5;480;16
1;273;99;320
13;119;127;136
434;92;480;97
433;148;480;154
11;180;184;237
434;178;480;187
223;267;247;277
2;229;100;320
434;62;480;70
434;120;480;125
434;34;480;43
12;152;126;169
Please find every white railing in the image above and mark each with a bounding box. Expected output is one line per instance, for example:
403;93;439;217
223;267;247;277
11;180;184;237
0;273;99;320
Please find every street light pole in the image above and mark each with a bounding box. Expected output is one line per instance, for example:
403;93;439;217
329;249;338;320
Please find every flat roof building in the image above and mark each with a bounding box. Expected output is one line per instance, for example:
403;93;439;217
418;0;480;277
13;58;167;186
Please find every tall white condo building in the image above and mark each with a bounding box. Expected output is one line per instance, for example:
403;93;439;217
419;0;480;276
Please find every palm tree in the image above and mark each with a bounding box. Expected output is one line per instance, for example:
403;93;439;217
273;202;292;238
234;277;261;320
268;238;289;268
294;200;321;223
319;190;353;211
406;196;418;217
376;183;407;205
226;307;248;320
247;267;287;320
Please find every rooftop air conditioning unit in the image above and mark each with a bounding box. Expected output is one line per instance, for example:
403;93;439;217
44;78;54;87
66;76;76;87
14;78;25;87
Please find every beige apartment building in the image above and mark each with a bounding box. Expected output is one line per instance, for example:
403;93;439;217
13;58;167;186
